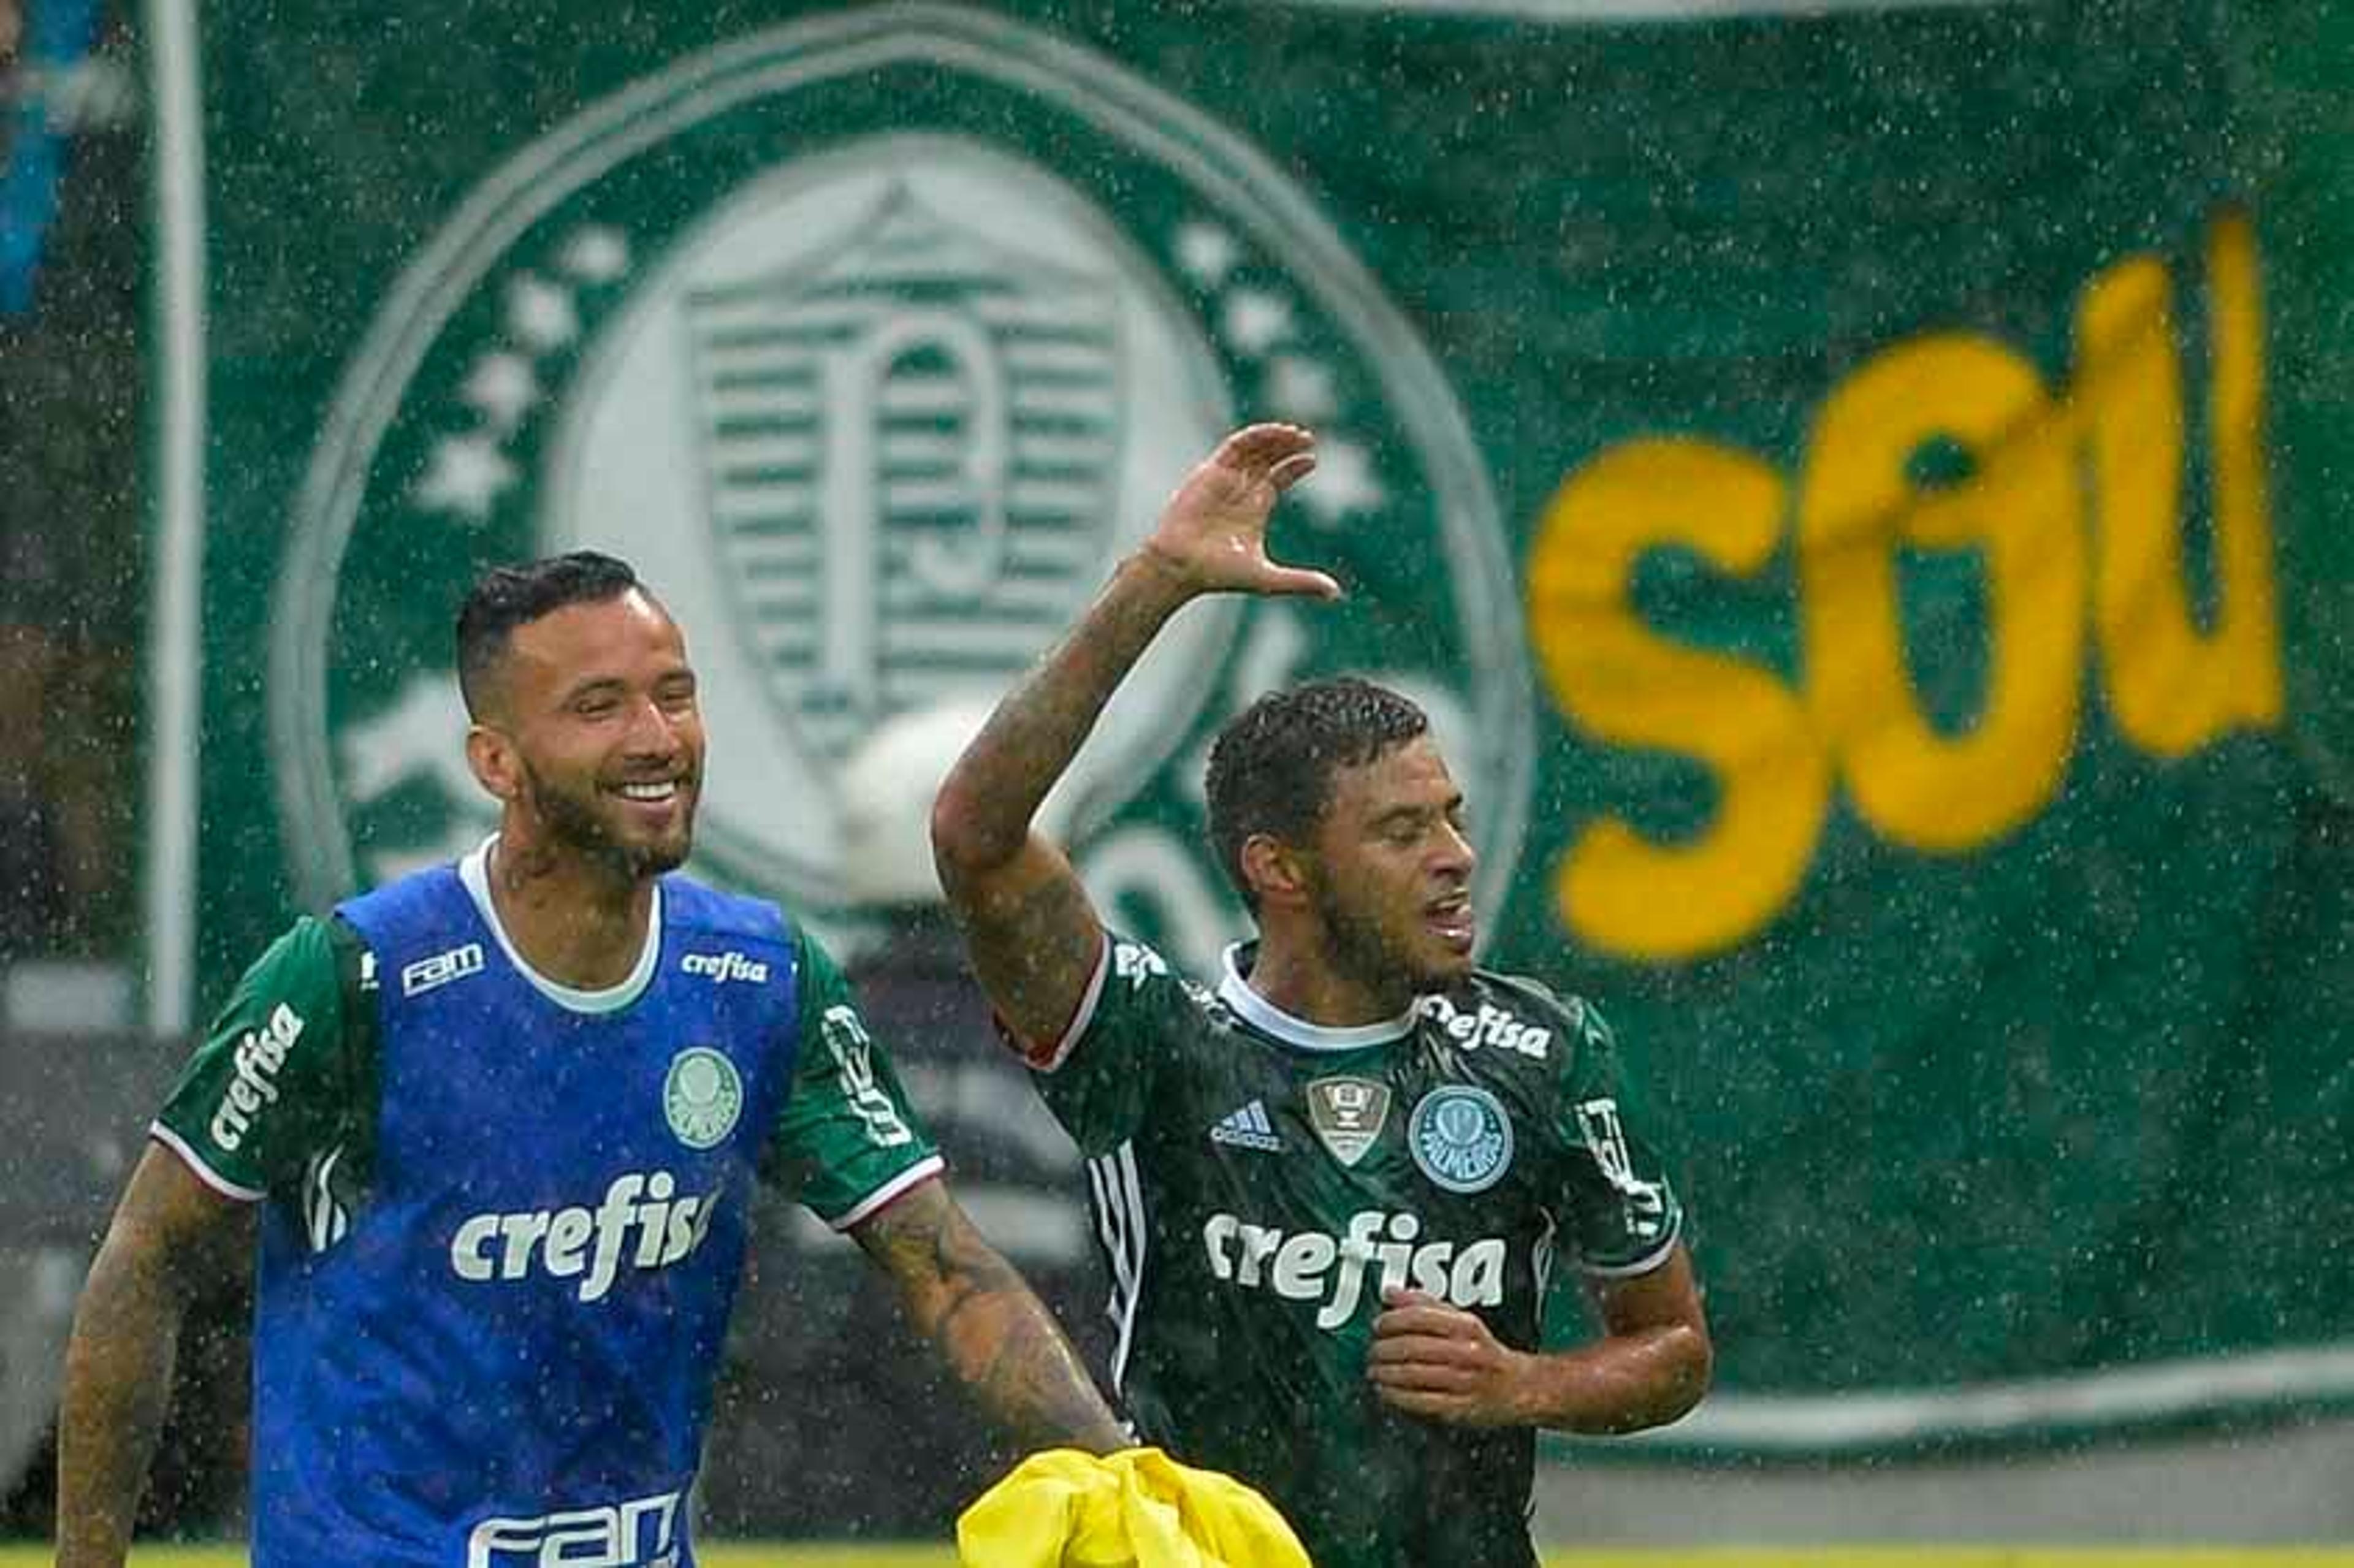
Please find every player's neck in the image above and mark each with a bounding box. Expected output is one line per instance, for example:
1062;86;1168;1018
485;832;655;991
1246;929;1411;1029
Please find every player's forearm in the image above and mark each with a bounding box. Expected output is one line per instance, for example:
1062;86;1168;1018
861;1183;1128;1455
54;1240;190;1566
1515;1323;1712;1434
932;550;1195;872
924;1259;1130;1456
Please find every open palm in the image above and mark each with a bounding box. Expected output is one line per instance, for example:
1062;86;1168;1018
1145;423;1341;599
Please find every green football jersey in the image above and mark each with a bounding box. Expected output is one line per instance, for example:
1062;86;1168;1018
152;894;942;1232
1026;935;1685;1568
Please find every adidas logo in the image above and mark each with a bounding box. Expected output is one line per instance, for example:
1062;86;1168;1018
1209;1099;1284;1153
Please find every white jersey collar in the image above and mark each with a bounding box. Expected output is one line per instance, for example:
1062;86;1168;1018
1215;942;1419;1052
459;835;661;1014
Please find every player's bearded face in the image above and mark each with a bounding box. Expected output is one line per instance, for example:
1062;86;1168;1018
1302;737;1477;1002
519;744;698;877
501;592;706;878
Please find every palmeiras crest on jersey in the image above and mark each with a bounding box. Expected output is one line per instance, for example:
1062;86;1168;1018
664;1047;744;1151
269;4;1533;945
1407;1085;1515;1195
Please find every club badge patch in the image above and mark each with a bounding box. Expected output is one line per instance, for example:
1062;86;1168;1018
1407;1084;1514;1195
1306;1076;1392;1168
664;1046;744;1150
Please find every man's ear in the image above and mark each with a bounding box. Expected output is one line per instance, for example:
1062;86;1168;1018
466;723;525;804
1239;833;1312;910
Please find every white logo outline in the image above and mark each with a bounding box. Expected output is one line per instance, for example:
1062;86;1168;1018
401;941;485;997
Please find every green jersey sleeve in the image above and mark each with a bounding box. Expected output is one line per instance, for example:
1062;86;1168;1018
151;916;359;1201
1546;999;1686;1276
766;927;946;1228
1021;931;1200;1158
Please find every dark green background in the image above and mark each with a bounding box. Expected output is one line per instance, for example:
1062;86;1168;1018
188;2;2354;1450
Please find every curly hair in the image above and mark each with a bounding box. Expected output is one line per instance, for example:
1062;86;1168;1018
1204;677;1429;910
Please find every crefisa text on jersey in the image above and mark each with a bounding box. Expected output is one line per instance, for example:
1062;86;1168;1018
1202;1208;1508;1330
207;1002;305;1152
448;1170;723;1303
1419;994;1552;1060
679;949;771;984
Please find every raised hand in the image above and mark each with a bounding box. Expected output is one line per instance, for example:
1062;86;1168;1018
1140;423;1341;600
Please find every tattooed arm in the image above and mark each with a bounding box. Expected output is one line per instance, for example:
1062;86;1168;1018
851;1178;1128;1455
58;1147;254;1568
929;424;1333;1045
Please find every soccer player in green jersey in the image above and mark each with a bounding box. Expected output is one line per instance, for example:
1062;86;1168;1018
931;424;1713;1567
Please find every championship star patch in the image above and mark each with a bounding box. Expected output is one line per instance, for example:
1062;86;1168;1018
1306;1076;1390;1168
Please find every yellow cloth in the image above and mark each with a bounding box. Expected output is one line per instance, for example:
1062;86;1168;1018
956;1446;1312;1568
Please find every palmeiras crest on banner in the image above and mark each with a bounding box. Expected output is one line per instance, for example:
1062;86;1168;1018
676;181;1123;768
269;4;1531;964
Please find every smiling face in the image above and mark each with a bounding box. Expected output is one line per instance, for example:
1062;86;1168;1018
471;588;705;880
1297;734;1478;1004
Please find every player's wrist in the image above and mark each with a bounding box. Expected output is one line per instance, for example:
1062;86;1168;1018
1116;545;1208;611
1504;1347;1567;1428
1127;536;1198;581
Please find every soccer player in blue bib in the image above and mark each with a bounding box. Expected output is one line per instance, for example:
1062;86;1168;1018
931;425;1715;1567
56;552;1126;1567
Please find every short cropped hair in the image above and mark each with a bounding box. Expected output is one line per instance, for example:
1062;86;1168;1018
1204;677;1430;910
455;550;643;718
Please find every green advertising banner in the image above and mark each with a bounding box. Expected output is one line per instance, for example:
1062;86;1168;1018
167;0;2354;1453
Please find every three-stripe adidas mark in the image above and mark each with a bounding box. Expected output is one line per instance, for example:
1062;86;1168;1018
1209;1099;1283;1153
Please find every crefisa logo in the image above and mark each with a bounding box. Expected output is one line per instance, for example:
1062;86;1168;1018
275;4;1530;971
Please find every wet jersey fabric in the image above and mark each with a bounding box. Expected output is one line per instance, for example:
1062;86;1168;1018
1025;937;1685;1568
151;842;942;1567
